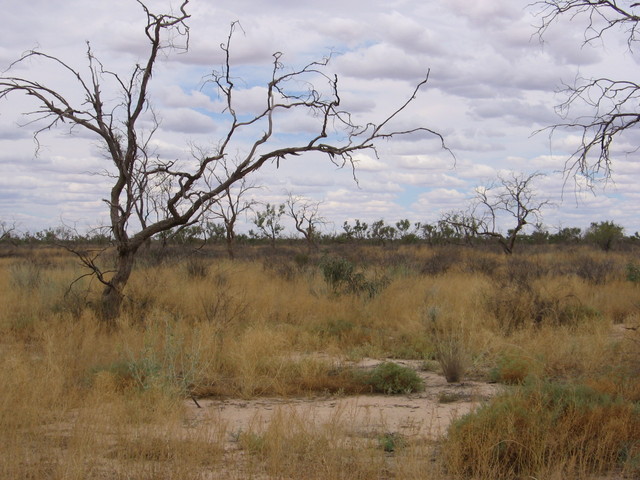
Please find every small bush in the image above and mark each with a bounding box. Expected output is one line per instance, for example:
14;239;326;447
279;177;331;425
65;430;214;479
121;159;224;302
438;391;468;403
320;256;355;291
573;255;617;285
293;252;311;270
490;354;536;385
360;362;424;395
320;256;388;298
465;254;500;276
262;255;297;281
626;262;640;283
420;250;460;276
484;286;585;331
444;379;640;479
378;432;406;452
504;256;547;288
318;318;355;341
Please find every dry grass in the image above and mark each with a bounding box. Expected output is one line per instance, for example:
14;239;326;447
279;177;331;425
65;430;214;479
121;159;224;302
0;244;639;478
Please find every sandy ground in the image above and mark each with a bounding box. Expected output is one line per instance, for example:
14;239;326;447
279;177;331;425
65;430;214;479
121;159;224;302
185;359;501;440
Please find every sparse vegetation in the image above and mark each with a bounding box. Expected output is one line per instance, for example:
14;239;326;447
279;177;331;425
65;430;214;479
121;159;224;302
445;378;640;479
0;242;638;479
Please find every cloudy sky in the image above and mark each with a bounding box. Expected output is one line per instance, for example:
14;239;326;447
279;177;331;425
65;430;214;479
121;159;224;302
0;0;638;237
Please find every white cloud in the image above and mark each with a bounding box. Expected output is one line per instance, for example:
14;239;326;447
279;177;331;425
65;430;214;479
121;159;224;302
159;108;218;134
334;43;429;80
352;154;388;172
0;0;637;234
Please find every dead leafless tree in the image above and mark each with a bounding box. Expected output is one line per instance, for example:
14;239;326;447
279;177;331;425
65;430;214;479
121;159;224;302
284;193;326;251
444;172;550;254
0;221;17;244
0;1;448;326
204;158;258;259
532;1;640;183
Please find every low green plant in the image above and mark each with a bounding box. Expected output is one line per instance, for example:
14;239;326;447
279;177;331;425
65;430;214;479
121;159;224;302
378;432;406;452
360;362;424;395
626;262;640;283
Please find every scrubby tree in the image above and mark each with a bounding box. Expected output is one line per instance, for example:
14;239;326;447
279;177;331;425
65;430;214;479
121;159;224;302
443;172;550;254
342;219;369;241
0;1;448;325
529;223;550;244
369;219;396;245
395;219;420;243
203;222;226;244
585;220;624;251
251;203;286;248
533;1;640;182
549;226;582;244
439;211;480;246
418;220;461;246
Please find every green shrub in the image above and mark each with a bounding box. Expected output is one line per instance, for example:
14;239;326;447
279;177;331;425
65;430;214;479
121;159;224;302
360;362;424;395
626;262;640;283
377;432;406;452
320;256;355;291
320;256;388;298
585;220;624;251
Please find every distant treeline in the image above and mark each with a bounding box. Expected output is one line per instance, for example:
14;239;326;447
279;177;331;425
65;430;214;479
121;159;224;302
1;219;637;253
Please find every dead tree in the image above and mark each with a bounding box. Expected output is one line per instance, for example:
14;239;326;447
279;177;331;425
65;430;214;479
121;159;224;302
0;1;448;326
204;157;258;259
0;221;17;244
443;172;550;254
284;193;326;251
532;1;640;183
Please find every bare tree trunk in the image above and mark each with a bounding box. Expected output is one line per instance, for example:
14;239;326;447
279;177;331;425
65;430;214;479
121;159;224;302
99;248;136;327
225;231;236;259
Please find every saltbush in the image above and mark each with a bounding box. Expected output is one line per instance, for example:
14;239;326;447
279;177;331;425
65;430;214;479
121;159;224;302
360;362;424;395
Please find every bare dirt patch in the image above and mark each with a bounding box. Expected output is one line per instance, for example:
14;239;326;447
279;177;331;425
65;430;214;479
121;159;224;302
185;359;501;442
